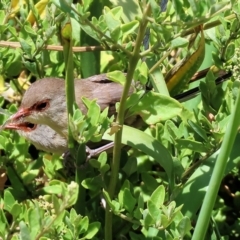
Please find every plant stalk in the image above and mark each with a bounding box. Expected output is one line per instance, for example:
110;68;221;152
104;4;151;240
192;85;240;239
62;21;86;214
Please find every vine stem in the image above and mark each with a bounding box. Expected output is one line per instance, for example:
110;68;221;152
104;4;152;240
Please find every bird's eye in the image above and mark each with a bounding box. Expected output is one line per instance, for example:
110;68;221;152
19;122;37;131
25;122;37;130
33;100;50;112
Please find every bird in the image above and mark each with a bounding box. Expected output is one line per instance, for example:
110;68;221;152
5;70;231;154
3;121;68;154
10;74;128;139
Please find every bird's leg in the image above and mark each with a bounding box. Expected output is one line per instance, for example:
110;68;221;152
62;142;115;173
86;142;114;160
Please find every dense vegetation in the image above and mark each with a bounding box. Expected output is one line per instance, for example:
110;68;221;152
0;0;240;239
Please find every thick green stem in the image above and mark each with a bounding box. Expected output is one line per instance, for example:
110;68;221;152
62;21;86;214
74;143;87;215
104;4;151;240
192;85;240;239
62;25;75;149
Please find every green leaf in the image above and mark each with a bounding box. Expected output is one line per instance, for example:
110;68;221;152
147;200;161;222
118;180;130;207
102;189;116;210
103;125;174;189
98;151;108;169
160;214;169;228
11;203;22;220
22;59;38;74
69;208;78;222
52;0;78;19
111;200;121;213
149;71;169;95
165;230;174;240
110;0;142;23
137;61;148;84
165;201;176;219
142;209;155;227
230;18;240;32
0;10;5;24
42;185;63;194
24;25;37;36
121;21;139;40
175;139;209;152
3;190;15;213
187;120;208;142
89;159;101;169
82;175;104;190
149;0;161;18
111;26;122;42
128;91;183;124
166;28;205;96
19;221;31;240
209;1;231;17
165;120;182;140
104;9;121;31
85;99;101;127
28;208;41;239
224;42;235;61
19;38;33;57
123;188;136;213
84;222;101;239
149;185;165;208
141;173;159;192
52;195;61;215
133;193;144;220
22;170;39;184
177;216;192;237
171;37;189;48
0;209;8;233
125;90;145;112
106;6;123;20
122;156;137;176
79;216;89;235
107;71;126;85
0;135;6;149
73;108;83;121
176;134;240;218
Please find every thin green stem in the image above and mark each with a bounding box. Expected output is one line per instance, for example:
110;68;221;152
104;4;151;240
149;49;172;74
141;13;236;58
192;85;240;240
181;13;236;37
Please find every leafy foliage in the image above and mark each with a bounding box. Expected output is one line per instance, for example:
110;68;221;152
0;0;240;239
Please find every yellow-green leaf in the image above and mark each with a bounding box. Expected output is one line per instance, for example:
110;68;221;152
27;0;49;25
166;26;205;96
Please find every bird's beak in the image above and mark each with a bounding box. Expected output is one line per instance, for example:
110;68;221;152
2;122;20;130
10;108;31;121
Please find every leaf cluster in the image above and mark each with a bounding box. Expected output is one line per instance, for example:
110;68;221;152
1;0;240;239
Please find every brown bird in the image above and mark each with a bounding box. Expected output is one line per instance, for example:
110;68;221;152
10;74;127;139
